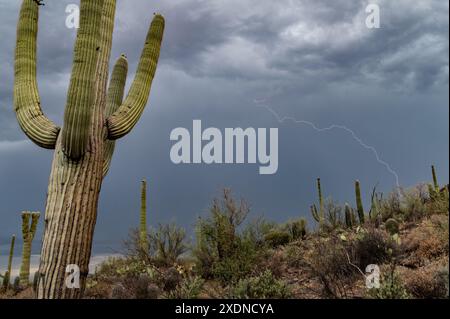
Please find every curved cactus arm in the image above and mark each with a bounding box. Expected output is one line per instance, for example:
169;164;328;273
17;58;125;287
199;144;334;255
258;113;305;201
14;0;60;149
61;0;104;160
106;14;165;140
103;55;128;177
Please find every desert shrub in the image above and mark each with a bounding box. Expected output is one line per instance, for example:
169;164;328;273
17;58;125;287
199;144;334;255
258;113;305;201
257;249;286;278
350;228;396;270
193;189;266;284
378;185;448;224
229;270;292;299
264;230;291;248
401;216;448;267
404;265;449;299
306;237;359;298
210;235;262;283
98;257;158;280
369;267;410;299
324;198;344;230
107;273;161;299
284;218;307;240
284;243;305;268
151;224;188;266
124;223;188;267
166;275;205;299
379;190;403;221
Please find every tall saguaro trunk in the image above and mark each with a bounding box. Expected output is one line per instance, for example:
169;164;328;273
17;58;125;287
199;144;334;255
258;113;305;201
13;0;164;298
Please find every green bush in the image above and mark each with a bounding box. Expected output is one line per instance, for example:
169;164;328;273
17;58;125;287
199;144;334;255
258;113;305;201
229;270;292;299
151;223;188;266
368;268;410;299
166;275;205;299
124;223;188;267
193;189;266;284
264;231;291;248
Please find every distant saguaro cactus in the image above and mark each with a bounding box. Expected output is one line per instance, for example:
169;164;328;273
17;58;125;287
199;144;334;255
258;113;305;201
344;203;354;228
310;178;325;227
13;0;165;298
3;235;16;290
355;180;365;224
19;211;40;285
140;179;149;252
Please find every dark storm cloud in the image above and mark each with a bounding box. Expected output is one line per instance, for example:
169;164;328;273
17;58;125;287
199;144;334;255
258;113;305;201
0;0;448;254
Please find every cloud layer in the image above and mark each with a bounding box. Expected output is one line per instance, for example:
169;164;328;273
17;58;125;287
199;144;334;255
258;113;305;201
0;0;448;254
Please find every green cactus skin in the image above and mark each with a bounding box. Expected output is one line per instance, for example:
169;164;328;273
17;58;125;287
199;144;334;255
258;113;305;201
310;205;320;223
106;15;165;139
4;235;16;290
61;0;104;160
431;165;439;191
355;180;365;224
310;178;325;227
19;211;40;285
140;179;149;251
2;271;10;290
344;203;353;228
317;178;324;222
14;0;60;149
13;0;165;299
103;55;128;177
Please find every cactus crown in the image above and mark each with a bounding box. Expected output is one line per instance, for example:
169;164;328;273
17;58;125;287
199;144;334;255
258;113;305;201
14;0;165;165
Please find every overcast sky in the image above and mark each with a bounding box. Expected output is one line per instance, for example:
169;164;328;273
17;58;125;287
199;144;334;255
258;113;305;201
0;0;448;256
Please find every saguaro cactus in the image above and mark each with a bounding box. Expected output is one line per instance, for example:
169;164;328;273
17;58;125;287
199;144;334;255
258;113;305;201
355;180;365;224
13;0;165;298
3;235;16;290
19;211;40;285
310;178;325;227
140;179;149;251
344;203;353;228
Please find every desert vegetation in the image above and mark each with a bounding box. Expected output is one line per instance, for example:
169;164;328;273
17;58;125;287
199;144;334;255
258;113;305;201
3;166;446;299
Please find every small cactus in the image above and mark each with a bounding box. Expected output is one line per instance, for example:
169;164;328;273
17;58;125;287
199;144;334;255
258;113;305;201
2;271;10;290
432;165;439;191
385;218;399;235
344;203;353;228
140;179;149;252
310;178;325;227
289;219;307;240
19;211;40;285
4;235;16;290
13;276;21;292
355;180;365;224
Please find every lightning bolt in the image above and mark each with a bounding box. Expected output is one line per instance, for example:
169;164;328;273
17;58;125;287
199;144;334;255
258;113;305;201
253;99;400;187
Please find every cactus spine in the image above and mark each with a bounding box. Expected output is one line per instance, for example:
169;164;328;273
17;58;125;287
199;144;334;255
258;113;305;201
355;180;365;224
13;0;164;298
19;211;40;285
140;179;149;251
